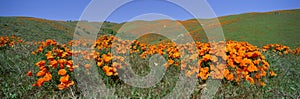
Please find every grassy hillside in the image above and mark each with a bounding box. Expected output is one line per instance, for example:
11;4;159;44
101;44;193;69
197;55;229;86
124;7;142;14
1;9;300;47
0;17;118;43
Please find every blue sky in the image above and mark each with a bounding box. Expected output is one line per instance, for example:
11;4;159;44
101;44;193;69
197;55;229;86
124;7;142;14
0;0;299;23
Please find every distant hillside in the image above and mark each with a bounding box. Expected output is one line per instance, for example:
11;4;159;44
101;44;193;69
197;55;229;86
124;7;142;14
0;17;117;43
1;9;300;48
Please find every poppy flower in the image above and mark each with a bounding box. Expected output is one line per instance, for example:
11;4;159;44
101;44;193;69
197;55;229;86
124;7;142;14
102;66;110;72
102;54;112;63
27;71;32;76
173;52;180;58
225;73;234;81
60;75;70;83
247;64;258;72
168;59;174;65
33;78;45;87
43;73;52;82
270;71;277;76
35;60;46;67
49;60;58;68
58;69;67;76
36;70;46;77
203;54;211;61
234;56;243;63
227;59;235;68
246;75;254;84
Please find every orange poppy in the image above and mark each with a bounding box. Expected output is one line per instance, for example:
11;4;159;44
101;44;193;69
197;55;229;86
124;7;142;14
35;60;46;67
168;59;174;65
36;70;46;77
58;83;66;90
27;71;32;76
270;71;277;76
49;60;58;68
173;52;180;58
200;67;209;73
102;65;110;72
60;75;70;83
102;54;112;63
58;59;67;69
106;71;113;76
227;59;235;68
247;64;258;72
197;72;209;80
58;69;67;76
234;56;243;63
223;69;230;76
43;73;52;82
203;54;211;61
246;75;254;84
225;73;234;81
34;78;45;87
66;60;73;68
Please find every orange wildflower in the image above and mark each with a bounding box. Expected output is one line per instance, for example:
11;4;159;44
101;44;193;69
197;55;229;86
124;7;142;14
33;78;44;87
49;60;58;68
270;71;277;76
27;71;32;76
36;70;46;77
225;73;234;81
58;69;67;76
168;59;174;65
102;54;112;63
234;56;243;63
66;60;73;67
60;75;70;83
246;75;254;84
223;69;230;76
106;71;113;76
43;73;52;82
102;65;110;72
227;59;235;68
97;61;103;67
200;67;209;73
203;54;211;61
173;52;180;58
35;60;46;67
247;64;258;72
197;72;209;80
58;59;67;68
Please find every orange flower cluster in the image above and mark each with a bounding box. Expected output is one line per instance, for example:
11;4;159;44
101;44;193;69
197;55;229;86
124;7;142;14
262;44;290;55
93;36;133;76
224;41;276;85
0;35;23;48
130;40;276;86
33;60;52;87
290;48;300;55
30;39;75;90
28;35;282;90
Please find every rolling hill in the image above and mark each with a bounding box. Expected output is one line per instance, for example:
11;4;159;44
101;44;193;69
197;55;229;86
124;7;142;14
1;9;300;48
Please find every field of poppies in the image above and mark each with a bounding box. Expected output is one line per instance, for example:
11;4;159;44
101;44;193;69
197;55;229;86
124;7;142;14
0;34;299;98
